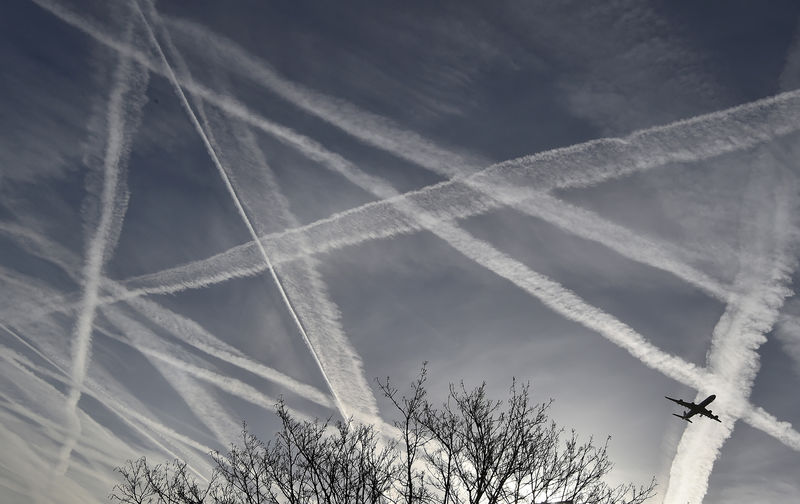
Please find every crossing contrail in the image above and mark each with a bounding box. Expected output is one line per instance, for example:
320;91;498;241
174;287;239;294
664;157;799;503
100;81;800;307
2;311;216;458
0;221;334;409
12;0;800;454
55;9;150;481
133;0;351;420
193;83;379;418
101;307;243;446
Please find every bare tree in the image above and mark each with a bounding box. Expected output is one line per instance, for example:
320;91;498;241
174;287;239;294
111;372;655;504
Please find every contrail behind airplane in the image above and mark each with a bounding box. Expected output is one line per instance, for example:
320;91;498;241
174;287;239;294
665;159;799;503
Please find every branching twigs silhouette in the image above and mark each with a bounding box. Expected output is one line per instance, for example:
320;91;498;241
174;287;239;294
111;371;655;504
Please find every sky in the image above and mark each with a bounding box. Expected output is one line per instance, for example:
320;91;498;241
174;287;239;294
1;1;800;503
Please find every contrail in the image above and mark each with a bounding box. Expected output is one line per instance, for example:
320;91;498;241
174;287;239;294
95;306;317;423
11;0;800;453
2;324;215;474
55;8;150;481
26;0;800;312
132;0;351;420
0;221;334;409
29;0;800;198
775;299;800;376
0;352;211;504
2;301;214;473
197;103;379;417
665;160;799;503
25;0;800;456
665;26;800;500
99;80;800;307
88;15;738;408
154;16;740;300
163;16;490;176
101;306;243;446
0;240;332;435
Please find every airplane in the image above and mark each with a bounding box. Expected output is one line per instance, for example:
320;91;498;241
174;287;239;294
665;394;721;423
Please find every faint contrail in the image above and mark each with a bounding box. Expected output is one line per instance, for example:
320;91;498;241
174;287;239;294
665;159;799;503
55;9;150;480
95;308;316;423
2;313;216;457
2;323;215;474
0;220;334;409
775;299;800;376
1;276;216;470
0;341;211;487
193;84;379;418
101;307;243;446
163;16;490;176
133;0;351;420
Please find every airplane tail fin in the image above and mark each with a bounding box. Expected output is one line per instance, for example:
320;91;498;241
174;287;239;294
672;413;692;423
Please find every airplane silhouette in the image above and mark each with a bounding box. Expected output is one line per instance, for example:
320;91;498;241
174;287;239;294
665;394;721;423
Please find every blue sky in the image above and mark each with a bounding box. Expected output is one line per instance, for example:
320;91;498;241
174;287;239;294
2;1;800;503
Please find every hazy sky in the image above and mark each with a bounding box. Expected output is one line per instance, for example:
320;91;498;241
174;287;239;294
2;1;800;503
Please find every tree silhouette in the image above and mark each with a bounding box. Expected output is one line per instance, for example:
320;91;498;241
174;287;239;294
110;369;655;504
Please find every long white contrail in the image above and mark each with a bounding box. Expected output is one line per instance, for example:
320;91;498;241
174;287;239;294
154;17;739;300
0;220;334;409
147;4;376;419
102;81;800;306
26;0;800;312
29;0;800;199
56;10;150;480
193;84;379;418
163;16;490;176
665;160;799;503
132;0;351;420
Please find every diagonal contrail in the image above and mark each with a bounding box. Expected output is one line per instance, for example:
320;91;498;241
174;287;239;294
101;307;243;446
2;317;215;475
665;25;800;500
190;77;379;418
0;221;334;409
10;0;800;453
96;80;800;307
664;147;800;504
21;0;800;480
133;0;352;420
55;9;150;482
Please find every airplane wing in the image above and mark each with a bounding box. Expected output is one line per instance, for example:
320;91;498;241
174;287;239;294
700;410;721;422
665;396;692;408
